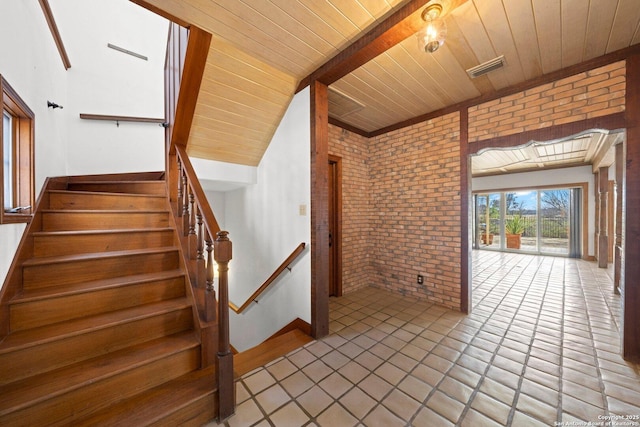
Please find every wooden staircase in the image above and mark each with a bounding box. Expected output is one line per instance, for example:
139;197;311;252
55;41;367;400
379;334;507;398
0;173;218;426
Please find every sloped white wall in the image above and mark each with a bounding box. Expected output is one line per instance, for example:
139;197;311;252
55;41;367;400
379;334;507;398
51;0;167;175
0;1;69;192
0;1;70;284
223;88;311;352
0;0;166;285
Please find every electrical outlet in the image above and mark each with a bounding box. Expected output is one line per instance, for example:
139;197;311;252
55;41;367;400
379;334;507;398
417;274;424;284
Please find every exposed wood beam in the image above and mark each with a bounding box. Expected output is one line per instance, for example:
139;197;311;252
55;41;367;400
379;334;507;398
328;117;369;138
310;81;329;340
130;0;191;28
38;0;71;70
330;44;640;139
297;0;468;93
460;109;470;314
623;53;640;362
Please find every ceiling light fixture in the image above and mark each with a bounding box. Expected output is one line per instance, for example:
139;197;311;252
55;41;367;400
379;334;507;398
416;2;447;53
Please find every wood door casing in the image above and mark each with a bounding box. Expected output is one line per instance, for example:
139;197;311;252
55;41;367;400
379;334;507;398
328;156;342;297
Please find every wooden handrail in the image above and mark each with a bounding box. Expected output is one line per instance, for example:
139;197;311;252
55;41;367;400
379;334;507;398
229;242;307;314
38;0;71;70
175;145;221;236
79;113;167;125
164;23;234;421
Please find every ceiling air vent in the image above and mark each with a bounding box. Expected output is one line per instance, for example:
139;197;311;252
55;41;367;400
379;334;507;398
466;55;506;78
328;87;365;118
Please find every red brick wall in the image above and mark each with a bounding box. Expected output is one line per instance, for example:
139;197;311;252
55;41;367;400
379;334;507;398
469;61;626;142
369;113;461;309
328;60;627;312
328;125;373;294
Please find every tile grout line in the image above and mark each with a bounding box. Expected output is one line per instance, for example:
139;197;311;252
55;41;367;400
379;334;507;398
504;256;556;425
576;260;612;418
557;257;567;424
409;253;542;425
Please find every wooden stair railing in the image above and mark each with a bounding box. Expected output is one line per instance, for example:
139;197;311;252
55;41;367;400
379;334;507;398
170;144;234;420
229;242;307;314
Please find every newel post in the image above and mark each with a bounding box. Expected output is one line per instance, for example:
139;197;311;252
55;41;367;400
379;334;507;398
215;231;234;420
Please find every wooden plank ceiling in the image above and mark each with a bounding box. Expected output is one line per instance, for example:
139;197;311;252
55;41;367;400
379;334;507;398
132;0;640;167
472;130;625;176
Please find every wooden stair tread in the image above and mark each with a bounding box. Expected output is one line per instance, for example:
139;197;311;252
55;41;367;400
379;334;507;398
22;246;179;267
234;329;314;377
75;365;217;427
31;227;174;237
49;189;166;198
41;208;170;214
12;269;185;303
67;179;163;184
65;180;167;195
0;297;191;353
0;331;199;415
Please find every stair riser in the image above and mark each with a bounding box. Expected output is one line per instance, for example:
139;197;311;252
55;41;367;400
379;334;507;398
42;211;170;231
66;182;166;195
49;192;166;211
1;348;199;427
10;277;186;331
33;230;176;257
0;307;193;386
23;251;180;289
147;392;217;427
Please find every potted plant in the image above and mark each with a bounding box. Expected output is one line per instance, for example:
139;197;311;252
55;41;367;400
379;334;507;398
505;215;525;249
480;228;493;245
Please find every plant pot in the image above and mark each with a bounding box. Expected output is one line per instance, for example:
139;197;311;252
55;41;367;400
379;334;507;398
506;233;521;249
481;234;494;245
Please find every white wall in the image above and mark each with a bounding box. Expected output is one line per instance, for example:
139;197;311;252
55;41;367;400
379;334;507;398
0;223;26;284
0;1;69;192
0;1;166;285
191;157;261;234
472;165;596;257
0;1;70;284
223;89;311;351
51;0;167;175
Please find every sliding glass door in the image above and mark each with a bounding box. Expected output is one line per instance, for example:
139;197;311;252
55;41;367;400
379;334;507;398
540;190;570;255
474;187;578;257
505;190;537;252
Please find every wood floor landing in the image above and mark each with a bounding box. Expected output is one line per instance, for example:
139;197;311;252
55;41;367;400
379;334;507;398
234;329;314;378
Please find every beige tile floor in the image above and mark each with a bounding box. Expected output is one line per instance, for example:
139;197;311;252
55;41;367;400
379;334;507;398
207;251;640;426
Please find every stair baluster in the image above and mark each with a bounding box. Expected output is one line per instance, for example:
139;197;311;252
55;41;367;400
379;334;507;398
205;230;216;321
188;189;197;258
181;172;189;234
176;157;183;216
196;207;205;288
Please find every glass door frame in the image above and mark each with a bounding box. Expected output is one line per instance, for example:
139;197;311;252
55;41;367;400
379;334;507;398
473;184;587;257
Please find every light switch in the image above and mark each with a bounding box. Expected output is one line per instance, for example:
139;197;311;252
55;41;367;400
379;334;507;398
299;204;307;216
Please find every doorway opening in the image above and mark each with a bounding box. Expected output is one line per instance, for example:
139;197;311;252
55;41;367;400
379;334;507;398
468;128;626;317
